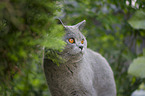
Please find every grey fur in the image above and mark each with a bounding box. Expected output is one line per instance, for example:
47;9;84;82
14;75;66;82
43;20;116;96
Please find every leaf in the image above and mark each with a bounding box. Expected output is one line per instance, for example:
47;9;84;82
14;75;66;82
128;10;145;29
128;57;145;78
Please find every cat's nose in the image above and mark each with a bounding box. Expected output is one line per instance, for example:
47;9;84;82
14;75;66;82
79;46;83;50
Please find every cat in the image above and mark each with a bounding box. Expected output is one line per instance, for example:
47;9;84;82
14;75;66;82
43;20;116;96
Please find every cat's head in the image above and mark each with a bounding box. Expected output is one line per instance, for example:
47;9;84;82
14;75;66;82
59;20;87;61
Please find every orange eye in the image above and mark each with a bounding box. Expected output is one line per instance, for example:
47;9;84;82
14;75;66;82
81;40;84;44
68;38;75;43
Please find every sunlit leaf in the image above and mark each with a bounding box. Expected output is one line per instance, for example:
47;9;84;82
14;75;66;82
128;56;145;78
128;10;145;29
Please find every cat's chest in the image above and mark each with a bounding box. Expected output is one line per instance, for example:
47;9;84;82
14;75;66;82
44;55;96;95
62;57;94;79
78;57;94;86
45;58;94;85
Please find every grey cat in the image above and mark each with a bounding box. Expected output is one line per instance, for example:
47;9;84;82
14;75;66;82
43;20;116;96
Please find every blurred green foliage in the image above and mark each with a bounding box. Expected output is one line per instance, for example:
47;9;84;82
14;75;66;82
128;9;145;77
0;0;65;95
0;0;145;96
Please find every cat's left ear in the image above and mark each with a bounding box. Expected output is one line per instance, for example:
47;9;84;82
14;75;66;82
75;20;86;31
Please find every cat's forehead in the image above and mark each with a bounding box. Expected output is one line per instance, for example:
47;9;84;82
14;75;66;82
65;26;79;33
65;26;84;39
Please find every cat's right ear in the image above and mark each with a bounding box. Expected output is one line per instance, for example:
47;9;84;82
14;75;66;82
57;17;66;28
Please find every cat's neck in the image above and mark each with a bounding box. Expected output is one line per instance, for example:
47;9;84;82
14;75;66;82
59;51;84;64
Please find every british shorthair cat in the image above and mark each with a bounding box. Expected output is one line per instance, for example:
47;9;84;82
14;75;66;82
43;20;116;96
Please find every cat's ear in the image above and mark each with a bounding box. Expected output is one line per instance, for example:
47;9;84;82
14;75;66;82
57;17;66;27
75;20;86;31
